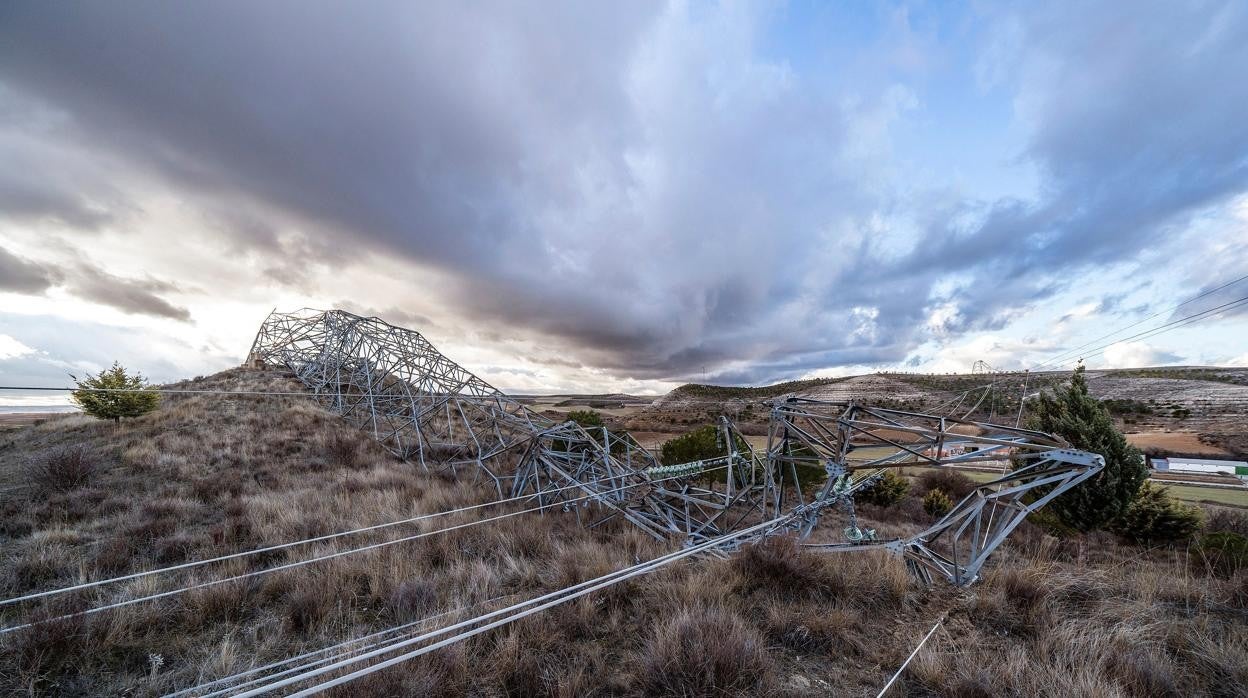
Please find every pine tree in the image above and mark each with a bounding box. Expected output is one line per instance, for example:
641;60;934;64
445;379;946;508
1026;364;1147;531
923;489;953;518
1111;482;1203;545
660;425;723;465
71;362;160;423
857;470;910;507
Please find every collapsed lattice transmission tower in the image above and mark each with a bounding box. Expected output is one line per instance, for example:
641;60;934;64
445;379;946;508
249;309;1102;586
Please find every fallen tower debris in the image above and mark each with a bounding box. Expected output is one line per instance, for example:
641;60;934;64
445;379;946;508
248;309;1102;586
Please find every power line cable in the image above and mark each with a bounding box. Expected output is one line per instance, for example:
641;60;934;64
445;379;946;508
0;464;731;635
1014;370;1030;427
170;592;520;698
0;385;325;398
1033;272;1248;372
228;514;793;697
940;275;1248;393
876;612;947;697
0;461;726;610
1042;294;1248;370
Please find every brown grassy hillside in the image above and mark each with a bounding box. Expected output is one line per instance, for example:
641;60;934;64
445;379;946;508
0;367;1245;696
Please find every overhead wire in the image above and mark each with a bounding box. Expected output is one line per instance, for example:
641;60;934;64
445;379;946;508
227;513;794;697
0;385;327;398
950;281;1248;441
1040;292;1248;370
0;463;732;635
876;612;947;697
1030;271;1248;371
0;461;727;610
169;592;521;698
914;275;1248;417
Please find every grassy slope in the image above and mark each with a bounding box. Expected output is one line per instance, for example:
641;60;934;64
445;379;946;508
0;367;1243;696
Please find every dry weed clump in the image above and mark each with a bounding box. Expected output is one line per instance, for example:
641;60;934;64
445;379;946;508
729;536;847;602
23;446;98;494
640;607;776;696
1207;507;1248;536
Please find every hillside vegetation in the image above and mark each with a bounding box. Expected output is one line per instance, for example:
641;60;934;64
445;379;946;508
659;377;847;403
0;368;1244;696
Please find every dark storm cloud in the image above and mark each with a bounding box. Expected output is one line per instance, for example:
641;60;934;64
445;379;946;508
0;1;657;270
0;245;58;294
0;245;189;321
0;173;116;230
1;2;1245;384
333;301;434;332
68;265;191;322
0;87;124;231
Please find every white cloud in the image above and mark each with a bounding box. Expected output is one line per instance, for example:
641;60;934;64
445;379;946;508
1102;341;1174;368
1222;352;1248;367
0;333;34;360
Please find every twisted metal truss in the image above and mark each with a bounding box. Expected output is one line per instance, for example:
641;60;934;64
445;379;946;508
248;310;743;538
248;309;1102;586
766;399;1103;585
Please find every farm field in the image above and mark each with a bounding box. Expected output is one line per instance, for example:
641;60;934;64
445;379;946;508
1126;431;1231;455
901;466;1248;508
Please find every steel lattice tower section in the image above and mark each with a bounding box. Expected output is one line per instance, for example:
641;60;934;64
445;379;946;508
247;309;1103;586
249;309;546;489
763;399;1103;585
247;309;745;538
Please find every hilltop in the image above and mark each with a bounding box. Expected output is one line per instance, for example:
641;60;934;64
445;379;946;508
0;366;1245;695
653;377;849;404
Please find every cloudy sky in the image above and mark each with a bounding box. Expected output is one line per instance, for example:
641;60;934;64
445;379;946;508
1;1;1246;402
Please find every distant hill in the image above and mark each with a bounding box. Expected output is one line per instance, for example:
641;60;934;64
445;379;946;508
632;366;1248;454
653;377;848;405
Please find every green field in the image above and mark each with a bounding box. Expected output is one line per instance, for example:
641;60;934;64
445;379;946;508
1158;483;1248;508
900;466;1248;508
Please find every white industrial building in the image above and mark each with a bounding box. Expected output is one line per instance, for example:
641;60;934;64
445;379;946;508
1151;457;1248;479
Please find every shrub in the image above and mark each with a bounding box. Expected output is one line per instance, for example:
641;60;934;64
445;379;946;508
923;489;953;518
639;607;775;696
1026;364;1148;531
659;425;722;465
1111;483;1203;545
564;409;605;429
70;362;160;422
24;446;97;493
857;470;910;507
561;409;636;456
285;585;329;633
917;469;976;500
1196;532;1248;577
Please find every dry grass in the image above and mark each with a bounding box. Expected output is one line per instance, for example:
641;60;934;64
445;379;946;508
0;366;1244;696
21;447;98;495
